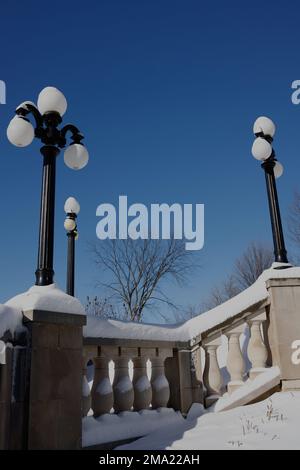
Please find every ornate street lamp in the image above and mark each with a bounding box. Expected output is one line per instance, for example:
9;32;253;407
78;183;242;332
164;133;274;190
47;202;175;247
64;197;80;297
7;87;89;286
251;116;288;264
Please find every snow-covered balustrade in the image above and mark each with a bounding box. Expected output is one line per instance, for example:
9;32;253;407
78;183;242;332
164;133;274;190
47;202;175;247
83;264;300;422
202;306;270;406
82;339;189;417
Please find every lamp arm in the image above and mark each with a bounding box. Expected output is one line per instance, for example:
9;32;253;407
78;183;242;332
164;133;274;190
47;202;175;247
60;124;84;148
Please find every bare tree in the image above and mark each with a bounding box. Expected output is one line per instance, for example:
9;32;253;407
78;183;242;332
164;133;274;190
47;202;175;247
91;238;195;322
233;242;274;291
200;242;273;311
85;296;120;320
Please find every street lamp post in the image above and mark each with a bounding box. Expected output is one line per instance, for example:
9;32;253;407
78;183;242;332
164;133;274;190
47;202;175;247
7;87;89;286
64;197;80;297
251;116;288;264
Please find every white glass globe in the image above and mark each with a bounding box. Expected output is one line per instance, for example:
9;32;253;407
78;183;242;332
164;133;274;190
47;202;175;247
7;116;35;147
37;86;67;116
274;161;284;179
64;218;76;231
64;144;89;170
253;116;276;137
251;137;273;161
64;197;80;215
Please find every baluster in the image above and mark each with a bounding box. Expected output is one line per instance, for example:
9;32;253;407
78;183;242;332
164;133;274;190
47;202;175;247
113;356;134;412
151;348;172;408
91;357;113;416
226;324;246;394
247;310;268;379
203;336;223;406
133;355;152;410
82;355;92;417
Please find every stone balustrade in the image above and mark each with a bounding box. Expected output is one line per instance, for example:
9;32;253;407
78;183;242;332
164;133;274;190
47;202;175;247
202;306;270;406
82;337;203;417
83;304;272;418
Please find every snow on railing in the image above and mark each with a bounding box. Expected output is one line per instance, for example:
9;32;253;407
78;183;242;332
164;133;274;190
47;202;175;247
83;264;300;418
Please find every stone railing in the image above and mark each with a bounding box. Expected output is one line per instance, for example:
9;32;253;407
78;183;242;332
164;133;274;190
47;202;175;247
82;337;203;417
82;297;277;418
201;302;273;407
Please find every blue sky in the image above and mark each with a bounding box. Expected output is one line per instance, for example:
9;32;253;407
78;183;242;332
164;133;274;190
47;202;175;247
0;0;300;320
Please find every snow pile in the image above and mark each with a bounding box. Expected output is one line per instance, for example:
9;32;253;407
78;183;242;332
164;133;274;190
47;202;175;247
82;408;185;448
84;316;183;343
85;263;300;343
118;391;300;450
0;304;24;339
6;283;85;316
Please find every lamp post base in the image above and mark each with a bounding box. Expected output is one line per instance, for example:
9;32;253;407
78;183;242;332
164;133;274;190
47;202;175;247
35;268;55;286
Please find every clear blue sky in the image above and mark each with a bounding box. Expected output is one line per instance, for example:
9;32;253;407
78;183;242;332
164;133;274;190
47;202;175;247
0;0;300;321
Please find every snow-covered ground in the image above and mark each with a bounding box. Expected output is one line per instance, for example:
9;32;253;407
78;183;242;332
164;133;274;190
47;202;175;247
116;391;300;450
82;408;186;448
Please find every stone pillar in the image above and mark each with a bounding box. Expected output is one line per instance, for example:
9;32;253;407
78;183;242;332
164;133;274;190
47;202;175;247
91;357;113;416
165;345;203;414
113;356;134;412
267;277;300;390
23;309;86;450
0;343;13;449
82;355;91;417
132;356;152;411
203;337;223;406
151;349;172;408
247;310;268;379
226;324;246;394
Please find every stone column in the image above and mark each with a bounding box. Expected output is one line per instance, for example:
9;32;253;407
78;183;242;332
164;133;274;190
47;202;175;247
165;345;204;414
203;337;223;406
91;357;113;416
113;356;134;413
226;324;246;394
132;356;152;411
23;309;86;450
151;348;172;408
267;277;300;391
247;310;268;379
82;355;91;417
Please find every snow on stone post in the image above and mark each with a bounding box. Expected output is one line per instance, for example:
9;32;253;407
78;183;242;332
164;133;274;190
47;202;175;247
5;284;87;449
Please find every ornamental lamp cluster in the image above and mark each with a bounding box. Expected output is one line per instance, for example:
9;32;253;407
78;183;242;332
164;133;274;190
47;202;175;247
251;116;283;179
7;86;89;292
7;87;89;170
250;116;288;265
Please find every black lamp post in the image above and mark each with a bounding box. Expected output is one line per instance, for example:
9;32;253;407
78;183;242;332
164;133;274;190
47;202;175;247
251;116;288;265
7;87;89;286
64;197;80;297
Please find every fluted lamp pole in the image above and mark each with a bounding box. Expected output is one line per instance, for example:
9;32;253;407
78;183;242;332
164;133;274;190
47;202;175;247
7;87;89;286
251;116;288;265
64;197;80;297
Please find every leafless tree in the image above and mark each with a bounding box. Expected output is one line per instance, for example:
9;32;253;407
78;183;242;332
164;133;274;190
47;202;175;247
233;242;274;291
200;242;273;311
85;296;121;320
91;238;195;322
